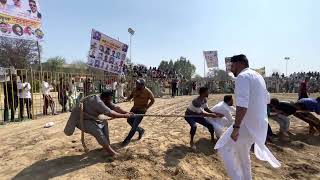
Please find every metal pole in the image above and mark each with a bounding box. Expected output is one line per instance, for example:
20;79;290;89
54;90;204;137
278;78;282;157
204;58;206;77
130;34;132;63
284;57;290;77
286;60;288;77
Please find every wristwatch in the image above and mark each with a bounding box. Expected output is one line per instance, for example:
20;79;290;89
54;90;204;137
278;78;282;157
233;125;240;129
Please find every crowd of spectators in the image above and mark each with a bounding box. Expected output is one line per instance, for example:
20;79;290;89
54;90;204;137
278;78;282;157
266;71;320;93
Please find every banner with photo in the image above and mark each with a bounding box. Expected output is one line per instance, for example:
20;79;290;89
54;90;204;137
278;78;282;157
87;29;128;75
203;50;218;68
225;57;232;72
253;67;266;77
0;0;43;40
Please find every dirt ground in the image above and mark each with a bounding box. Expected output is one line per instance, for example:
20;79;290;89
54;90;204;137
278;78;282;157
0;94;320;180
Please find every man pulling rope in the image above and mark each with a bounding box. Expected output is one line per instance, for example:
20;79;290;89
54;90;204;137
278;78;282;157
64;90;133;156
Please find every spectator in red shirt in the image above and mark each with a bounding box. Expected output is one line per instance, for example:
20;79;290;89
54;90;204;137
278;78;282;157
298;77;309;100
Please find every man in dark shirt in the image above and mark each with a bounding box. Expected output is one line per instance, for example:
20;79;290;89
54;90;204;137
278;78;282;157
270;98;320;135
295;97;320;115
64;90;133;156
171;78;178;98
3;74;18;123
269;98;297;137
294;97;320;134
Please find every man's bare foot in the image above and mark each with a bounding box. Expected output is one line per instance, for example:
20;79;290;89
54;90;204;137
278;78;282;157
106;150;119;156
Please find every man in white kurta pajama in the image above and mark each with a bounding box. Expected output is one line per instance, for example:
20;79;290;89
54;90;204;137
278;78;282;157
214;54;281;180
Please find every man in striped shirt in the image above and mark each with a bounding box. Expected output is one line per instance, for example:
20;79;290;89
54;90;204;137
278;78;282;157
184;87;223;149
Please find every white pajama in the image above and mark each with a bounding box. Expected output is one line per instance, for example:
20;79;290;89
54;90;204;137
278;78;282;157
209;118;233;137
218;126;254;180
206;101;235;138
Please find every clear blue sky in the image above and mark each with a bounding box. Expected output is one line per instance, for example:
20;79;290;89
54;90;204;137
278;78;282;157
40;0;319;76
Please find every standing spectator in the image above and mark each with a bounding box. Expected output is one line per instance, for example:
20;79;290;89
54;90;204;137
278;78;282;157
171;78;178;98
17;75;32;120
116;79;125;100
58;78;68;112
68;79;77;112
192;81;197;95
42;76;57;115
3;74;18;123
112;80;118;103
299;77;309;100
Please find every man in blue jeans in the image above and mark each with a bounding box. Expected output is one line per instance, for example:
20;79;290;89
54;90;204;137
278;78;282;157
185;87;223;149
122;78;155;147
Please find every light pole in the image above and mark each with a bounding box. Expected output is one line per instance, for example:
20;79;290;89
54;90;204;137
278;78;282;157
128;28;135;63
284;57;290;76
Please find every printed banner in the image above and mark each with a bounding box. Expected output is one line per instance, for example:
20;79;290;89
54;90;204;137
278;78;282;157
225;57;232;72
0;0;43;40
253;67;266;77
87;29;128;75
203;50;218;68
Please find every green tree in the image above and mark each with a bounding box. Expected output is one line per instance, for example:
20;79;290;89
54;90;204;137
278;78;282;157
208;69;231;81
168;60;174;71
45;56;66;72
69;60;88;73
158;60;169;71
0;37;39;68
173;58;196;79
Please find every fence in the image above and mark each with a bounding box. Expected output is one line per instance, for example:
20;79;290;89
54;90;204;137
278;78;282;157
0;68;122;124
0;67;236;124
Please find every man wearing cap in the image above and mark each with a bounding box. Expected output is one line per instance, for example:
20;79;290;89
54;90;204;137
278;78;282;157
214;54;280;180
64;90;133;156
122;78;155;146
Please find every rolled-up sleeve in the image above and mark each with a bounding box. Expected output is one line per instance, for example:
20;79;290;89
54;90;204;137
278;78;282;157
235;75;250;108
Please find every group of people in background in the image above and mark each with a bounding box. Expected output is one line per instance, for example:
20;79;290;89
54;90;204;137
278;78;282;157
266;71;320;94
2;74;32;123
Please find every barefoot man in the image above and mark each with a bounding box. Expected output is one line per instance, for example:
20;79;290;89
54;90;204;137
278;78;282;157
184;87;224;149
215;54;281;180
64;90;133;156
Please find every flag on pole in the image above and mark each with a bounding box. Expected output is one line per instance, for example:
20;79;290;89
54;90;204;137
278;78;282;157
203;50;218;68
225;57;232;72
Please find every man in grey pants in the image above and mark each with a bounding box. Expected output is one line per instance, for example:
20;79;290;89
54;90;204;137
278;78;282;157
64;90;133;156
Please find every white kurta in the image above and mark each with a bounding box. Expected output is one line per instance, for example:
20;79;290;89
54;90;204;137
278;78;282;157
206;101;235;137
214;68;281;180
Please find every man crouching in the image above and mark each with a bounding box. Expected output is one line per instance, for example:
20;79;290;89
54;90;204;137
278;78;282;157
64;90;133;156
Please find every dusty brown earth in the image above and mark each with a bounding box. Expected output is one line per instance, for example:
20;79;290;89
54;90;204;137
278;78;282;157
0;94;320;180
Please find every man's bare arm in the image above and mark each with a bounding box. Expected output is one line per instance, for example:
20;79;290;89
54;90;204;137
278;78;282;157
234;106;248;127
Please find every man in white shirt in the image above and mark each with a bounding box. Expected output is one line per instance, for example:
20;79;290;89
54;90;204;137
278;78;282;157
214;54;281;180
42;76;57;115
27;0;41;20
68;79;78;112
206;95;235;138
17;75;32;119
112;81;118;103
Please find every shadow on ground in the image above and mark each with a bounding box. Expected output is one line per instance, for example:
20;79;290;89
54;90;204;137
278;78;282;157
12;149;113;180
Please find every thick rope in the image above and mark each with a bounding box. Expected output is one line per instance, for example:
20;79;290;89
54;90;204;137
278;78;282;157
80;101;89;153
78;94;205;152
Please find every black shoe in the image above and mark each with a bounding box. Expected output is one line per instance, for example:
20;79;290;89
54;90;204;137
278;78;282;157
138;129;145;140
121;140;130;147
